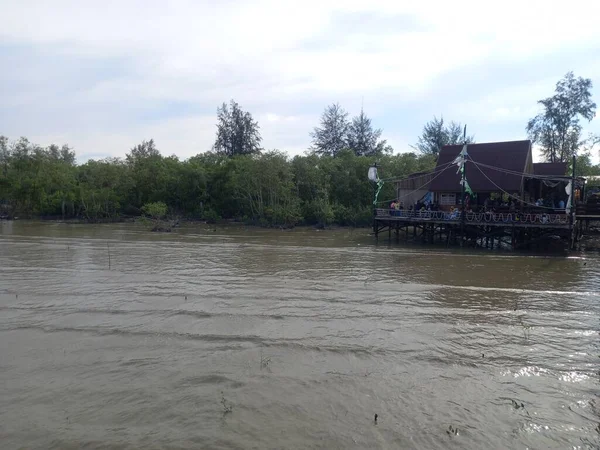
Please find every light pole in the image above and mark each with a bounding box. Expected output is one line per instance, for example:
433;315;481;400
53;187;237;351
368;163;380;236
368;163;378;183
368;162;380;207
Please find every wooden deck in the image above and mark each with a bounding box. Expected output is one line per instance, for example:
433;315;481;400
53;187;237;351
374;209;571;229
372;208;578;250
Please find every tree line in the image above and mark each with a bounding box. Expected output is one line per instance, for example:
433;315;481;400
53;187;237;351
0;135;434;226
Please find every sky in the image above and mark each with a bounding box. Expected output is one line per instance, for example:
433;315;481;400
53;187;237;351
1;0;600;163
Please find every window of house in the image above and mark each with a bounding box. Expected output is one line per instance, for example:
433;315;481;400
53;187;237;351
439;193;456;205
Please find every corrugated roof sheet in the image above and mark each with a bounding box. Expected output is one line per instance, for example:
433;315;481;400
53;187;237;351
429;140;532;192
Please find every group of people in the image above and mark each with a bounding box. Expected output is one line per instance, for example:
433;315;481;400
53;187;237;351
389;199;440;214
482;196;522;213
387;193;571;217
534;197;566;209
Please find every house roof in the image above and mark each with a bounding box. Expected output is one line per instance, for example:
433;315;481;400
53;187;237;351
532;162;567;176
429;140;532;193
395;171;434;190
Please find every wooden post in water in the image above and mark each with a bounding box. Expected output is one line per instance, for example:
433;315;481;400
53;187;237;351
107;242;111;270
511;226;516;250
373;216;378;240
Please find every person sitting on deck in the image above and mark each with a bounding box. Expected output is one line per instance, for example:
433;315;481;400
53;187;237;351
390;200;397;210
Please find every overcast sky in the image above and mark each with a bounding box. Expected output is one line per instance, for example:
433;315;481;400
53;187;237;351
1;0;599;162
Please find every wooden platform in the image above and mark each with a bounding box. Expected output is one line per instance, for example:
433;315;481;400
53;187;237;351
373;208;577;250
374;209;571;229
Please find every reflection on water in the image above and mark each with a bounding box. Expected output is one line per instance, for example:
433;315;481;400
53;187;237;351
1;221;598;449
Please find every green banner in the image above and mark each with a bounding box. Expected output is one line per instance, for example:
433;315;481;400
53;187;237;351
373;179;384;206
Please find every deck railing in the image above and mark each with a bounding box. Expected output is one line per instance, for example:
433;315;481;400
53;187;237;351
375;209;569;225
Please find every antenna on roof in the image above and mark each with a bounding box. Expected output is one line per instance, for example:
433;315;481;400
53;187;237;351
463;125;467;144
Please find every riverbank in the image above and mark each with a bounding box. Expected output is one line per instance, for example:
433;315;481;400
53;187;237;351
0;217;371;236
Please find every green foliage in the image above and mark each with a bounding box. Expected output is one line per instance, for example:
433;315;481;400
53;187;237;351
347;109;391;157
213;100;262;157
142;201;168;219
571;152;600;177
202;208;221;224
414;116;474;157
228;151;301;226
311;103;350;157
527;72;596;163
311;104;392;157
0;135;435;227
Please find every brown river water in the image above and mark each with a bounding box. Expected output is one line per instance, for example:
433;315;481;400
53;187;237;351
1;221;599;449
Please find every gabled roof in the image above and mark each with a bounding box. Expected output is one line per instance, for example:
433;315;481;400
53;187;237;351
533;162;567;177
429;140;532;193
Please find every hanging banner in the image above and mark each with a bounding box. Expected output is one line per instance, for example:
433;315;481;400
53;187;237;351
373;179;384;206
460;178;475;197
454;145;476;198
565;181;572;214
453;144;468;174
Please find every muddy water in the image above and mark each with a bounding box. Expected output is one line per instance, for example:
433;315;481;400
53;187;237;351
0;221;598;449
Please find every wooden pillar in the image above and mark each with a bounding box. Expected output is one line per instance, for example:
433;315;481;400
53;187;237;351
388;222;391;240
395;222;400;243
511;226;516;250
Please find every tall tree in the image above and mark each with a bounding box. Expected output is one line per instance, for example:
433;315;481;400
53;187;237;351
213;100;261;157
126;139;160;164
125;139;166;207
527;72;596;163
346;108;391;156
311;103;349;157
414;116;474;157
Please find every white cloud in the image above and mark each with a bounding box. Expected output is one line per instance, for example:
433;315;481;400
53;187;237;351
1;0;600;160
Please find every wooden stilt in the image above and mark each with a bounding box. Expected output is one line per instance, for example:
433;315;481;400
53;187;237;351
511;226;516;250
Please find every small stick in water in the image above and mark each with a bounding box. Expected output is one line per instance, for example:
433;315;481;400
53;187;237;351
107;242;111;269
374;414;378;423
